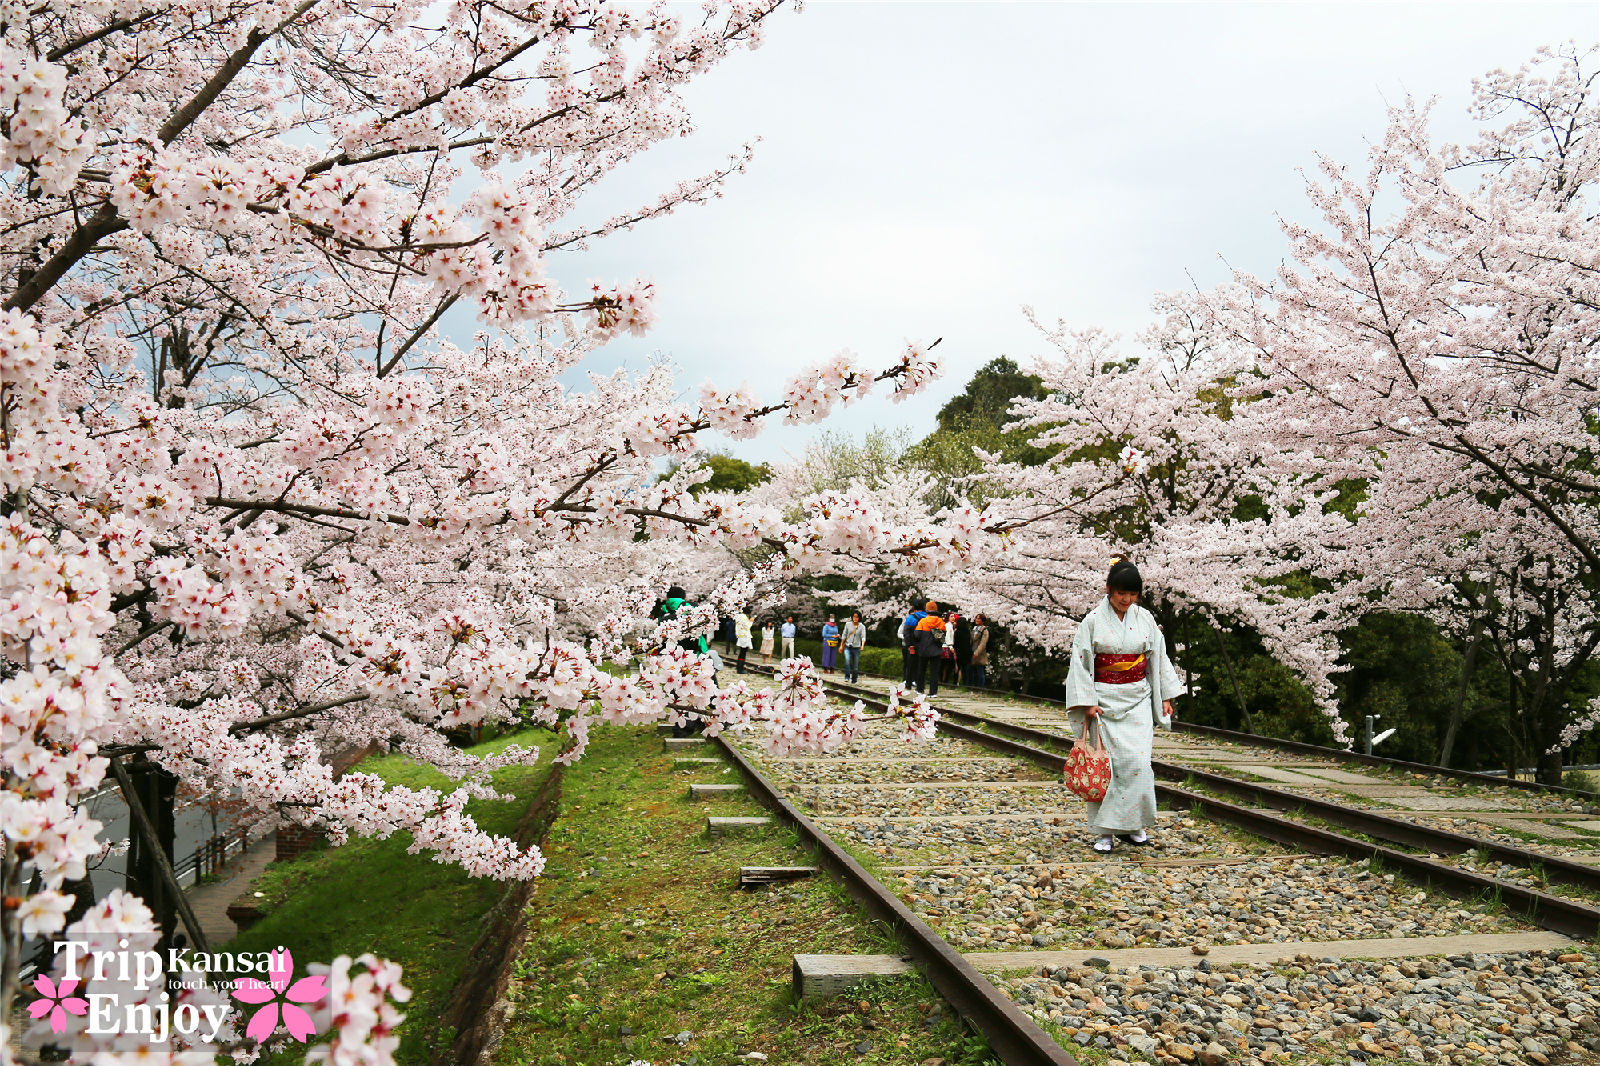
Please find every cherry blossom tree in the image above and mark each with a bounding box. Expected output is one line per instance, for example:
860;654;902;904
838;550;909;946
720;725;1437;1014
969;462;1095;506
1209;43;1600;782
0;1;976;1058
937;295;1357;742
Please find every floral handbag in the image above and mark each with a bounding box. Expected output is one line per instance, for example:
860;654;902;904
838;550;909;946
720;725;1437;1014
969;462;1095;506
1064;715;1111;803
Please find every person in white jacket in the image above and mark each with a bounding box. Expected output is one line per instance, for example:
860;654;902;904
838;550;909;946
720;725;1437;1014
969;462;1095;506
734;610;753;674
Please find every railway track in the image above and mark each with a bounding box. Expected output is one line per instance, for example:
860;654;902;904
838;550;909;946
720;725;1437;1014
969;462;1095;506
807;667;1600;801
807;671;1600;897
710;663;1600;1066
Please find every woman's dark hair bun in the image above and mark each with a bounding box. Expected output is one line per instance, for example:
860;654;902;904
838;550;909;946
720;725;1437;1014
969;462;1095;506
1107;556;1143;593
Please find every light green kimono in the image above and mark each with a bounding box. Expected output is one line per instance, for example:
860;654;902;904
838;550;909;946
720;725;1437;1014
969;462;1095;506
1064;599;1185;834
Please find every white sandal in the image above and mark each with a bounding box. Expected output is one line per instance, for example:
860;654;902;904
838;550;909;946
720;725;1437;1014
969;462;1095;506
1092;835;1115;853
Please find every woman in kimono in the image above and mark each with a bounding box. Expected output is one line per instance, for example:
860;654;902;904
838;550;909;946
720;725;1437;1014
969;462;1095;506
1064;558;1184;853
759;621;776;664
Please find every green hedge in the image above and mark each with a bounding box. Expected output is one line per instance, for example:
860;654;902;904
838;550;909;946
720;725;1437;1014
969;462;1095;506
736;634;904;679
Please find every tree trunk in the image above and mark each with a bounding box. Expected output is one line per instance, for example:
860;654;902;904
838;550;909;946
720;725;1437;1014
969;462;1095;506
1212;623;1256;733
123;758;180;952
1437;623;1482;767
1536;746;1564;786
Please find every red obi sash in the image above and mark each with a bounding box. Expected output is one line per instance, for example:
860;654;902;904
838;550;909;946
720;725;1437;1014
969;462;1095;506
1094;652;1147;684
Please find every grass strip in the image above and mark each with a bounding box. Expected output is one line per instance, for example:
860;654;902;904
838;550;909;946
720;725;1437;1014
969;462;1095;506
493;725;997;1066
227;726;557;1065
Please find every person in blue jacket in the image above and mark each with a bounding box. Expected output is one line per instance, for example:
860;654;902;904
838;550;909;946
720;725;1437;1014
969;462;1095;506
900;599;927;686
820;616;840;672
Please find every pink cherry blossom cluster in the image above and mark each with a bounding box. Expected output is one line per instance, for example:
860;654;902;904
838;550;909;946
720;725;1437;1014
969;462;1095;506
0;0;995;1045
908;302;1356;744
304;954;412;1066
886;683;939;744
0;44;89;194
586;279;658;342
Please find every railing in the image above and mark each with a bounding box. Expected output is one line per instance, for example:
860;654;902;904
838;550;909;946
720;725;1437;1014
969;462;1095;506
173;829;252;888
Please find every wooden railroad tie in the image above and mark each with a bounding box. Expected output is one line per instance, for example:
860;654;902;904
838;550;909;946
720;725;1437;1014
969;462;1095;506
689;783;743;800
791;930;1577;1001
663;736;708;751
739;865;817;889
674;757;722;768
793;954;914;1000
707;816;769;836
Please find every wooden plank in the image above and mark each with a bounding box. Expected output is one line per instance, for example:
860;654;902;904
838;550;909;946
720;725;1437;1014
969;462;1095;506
817;810;1181;825
793;954;913;999
882;853;1317;873
773;756;1017;765
795;934;1575;997
801;780;1062;790
707;816;769;836
664;736;708;750
740;865;818;888
689;783;743;800
674;757;722;768
964;931;1578;973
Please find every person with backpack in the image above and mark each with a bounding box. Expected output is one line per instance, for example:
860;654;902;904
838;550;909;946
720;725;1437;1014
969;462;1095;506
911;601;947;695
900;599;926;685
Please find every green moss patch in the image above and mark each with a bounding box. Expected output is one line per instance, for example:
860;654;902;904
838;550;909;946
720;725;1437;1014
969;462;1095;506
228;727;557;1065
493;726;996;1066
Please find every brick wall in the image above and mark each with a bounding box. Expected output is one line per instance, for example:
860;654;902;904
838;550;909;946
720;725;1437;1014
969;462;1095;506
274;823;322;862
270;742;380;863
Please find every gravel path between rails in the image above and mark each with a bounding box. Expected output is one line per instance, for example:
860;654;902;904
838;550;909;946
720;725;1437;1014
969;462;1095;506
722;676;1600;1066
763;755;1055;785
898;856;1522;952
796;780;1070;817
1000;948;1600;1065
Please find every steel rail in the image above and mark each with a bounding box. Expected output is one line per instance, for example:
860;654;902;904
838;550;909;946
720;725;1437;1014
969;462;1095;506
800;667;1600;801
1169;719;1600;801
742;663;1600;922
760;665;1600;940
921;702;1600;902
709;734;1082;1066
918;716;1600;941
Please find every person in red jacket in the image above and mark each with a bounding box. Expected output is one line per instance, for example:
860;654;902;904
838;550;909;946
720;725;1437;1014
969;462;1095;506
910;600;948;695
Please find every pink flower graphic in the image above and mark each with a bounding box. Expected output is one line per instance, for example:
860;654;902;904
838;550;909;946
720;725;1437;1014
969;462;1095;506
27;975;89;1034
232;948;326;1043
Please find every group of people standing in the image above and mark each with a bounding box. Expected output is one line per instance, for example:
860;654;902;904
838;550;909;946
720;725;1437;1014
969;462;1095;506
666;556;1182;857
722;613;796;673
716;603;993;691
899;601;990;696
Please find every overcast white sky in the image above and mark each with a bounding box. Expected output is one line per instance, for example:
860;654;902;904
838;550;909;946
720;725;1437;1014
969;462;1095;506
531;2;1598;463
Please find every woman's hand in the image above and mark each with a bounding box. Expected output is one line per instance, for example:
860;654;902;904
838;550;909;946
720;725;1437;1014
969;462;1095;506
1162;700;1176;719
1085;706;1102;719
